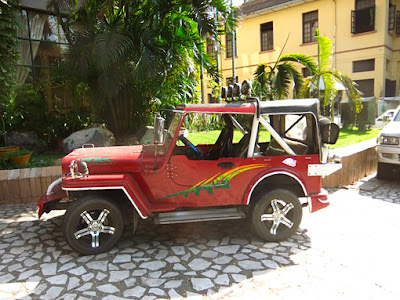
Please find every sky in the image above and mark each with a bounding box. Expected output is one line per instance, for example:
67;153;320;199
232;0;245;6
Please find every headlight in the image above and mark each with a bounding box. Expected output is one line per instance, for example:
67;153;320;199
378;135;399;145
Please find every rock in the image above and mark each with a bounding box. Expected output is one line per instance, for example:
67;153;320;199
6;131;43;152
63;127;115;153
137;126;173;145
138;126;155;145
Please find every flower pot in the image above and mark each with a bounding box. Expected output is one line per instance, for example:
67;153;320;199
9;152;32;165
0;146;20;158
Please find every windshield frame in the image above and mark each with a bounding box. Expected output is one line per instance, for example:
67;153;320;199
393;109;400;121
164;112;183;150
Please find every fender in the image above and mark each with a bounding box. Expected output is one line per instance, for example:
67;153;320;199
244;168;329;213
62;173;151;219
243;169;308;205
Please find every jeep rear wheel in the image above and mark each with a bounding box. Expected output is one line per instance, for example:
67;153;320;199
251;189;302;242
64;197;123;255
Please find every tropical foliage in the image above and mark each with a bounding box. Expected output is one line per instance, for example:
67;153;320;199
253;30;362;119
253;52;316;100
299;29;363;118
48;0;237;135
0;0;19;145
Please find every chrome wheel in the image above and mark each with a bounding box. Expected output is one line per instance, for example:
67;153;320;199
64;197;123;255
251;189;302;242
260;199;294;235
74;209;116;248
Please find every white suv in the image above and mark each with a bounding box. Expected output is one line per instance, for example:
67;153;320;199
376;106;400;180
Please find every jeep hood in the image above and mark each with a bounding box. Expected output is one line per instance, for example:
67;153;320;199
62;145;143;175
381;121;400;136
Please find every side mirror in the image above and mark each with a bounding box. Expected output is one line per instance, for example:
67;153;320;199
319;117;340;144
154;113;165;144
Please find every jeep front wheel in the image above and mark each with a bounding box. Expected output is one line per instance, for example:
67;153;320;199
64;197;123;255
251;189;302;242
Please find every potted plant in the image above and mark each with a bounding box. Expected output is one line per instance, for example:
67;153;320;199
5;149;32;165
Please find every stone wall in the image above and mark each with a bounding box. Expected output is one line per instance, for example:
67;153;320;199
0;166;62;205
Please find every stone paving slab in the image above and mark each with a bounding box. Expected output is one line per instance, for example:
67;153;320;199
0;174;400;299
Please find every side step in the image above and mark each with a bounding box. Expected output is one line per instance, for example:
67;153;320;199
154;207;246;225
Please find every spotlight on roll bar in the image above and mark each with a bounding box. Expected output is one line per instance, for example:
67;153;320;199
221;80;252;102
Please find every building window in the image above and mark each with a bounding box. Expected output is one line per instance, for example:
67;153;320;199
226;31;237;58
206;37;215;60
260;22;273;51
351;0;375;34
385;79;396;97
397;11;400;34
353;59;375;72
389;2;396;31
355;79;374;97
303;11;318;44
16;10;69;86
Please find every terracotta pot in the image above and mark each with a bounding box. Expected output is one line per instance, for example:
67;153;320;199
9;152;32;165
0;146;20;158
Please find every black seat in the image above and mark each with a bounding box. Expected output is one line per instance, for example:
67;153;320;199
265;138;308;156
204;115;233;160
232;133;251;158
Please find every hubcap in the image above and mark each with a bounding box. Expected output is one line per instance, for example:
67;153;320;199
260;199;294;235
74;209;115;248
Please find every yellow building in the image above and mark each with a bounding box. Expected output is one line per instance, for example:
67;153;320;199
209;0;400;113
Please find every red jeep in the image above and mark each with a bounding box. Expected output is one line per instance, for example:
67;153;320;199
38;93;341;255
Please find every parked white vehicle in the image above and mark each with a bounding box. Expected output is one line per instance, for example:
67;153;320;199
375;109;396;128
376;106;400;179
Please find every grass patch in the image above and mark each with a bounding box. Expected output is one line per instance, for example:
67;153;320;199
329;127;380;149
188;127;380;149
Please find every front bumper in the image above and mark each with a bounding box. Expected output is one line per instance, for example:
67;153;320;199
37;177;67;218
308;188;330;213
376;145;400;166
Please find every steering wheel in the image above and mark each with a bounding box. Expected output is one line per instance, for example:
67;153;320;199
178;135;202;159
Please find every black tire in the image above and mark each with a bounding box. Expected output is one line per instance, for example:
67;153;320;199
251;189;302;242
377;162;393;180
63;196;124;255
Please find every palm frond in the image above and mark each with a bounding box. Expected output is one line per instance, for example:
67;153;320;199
273;63;293;99
281;63;304;98
96;65;126;99
94;29;133;70
280;53;317;74
321;72;336;107
333;70;363;113
253;64;269;87
299;77;312;98
315;30;332;72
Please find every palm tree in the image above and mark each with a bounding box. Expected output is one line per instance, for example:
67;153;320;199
48;0;236;134
300;29;363;119
253;42;317;100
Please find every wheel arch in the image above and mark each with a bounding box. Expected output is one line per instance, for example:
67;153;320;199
245;171;307;205
64;186;149;220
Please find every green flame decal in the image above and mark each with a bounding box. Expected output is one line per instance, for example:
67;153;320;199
78;158;115;165
159;164;267;200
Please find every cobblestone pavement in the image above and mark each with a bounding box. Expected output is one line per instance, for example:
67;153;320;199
1;174;400;300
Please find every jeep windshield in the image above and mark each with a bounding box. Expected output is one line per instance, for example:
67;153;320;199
164;111;182;150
